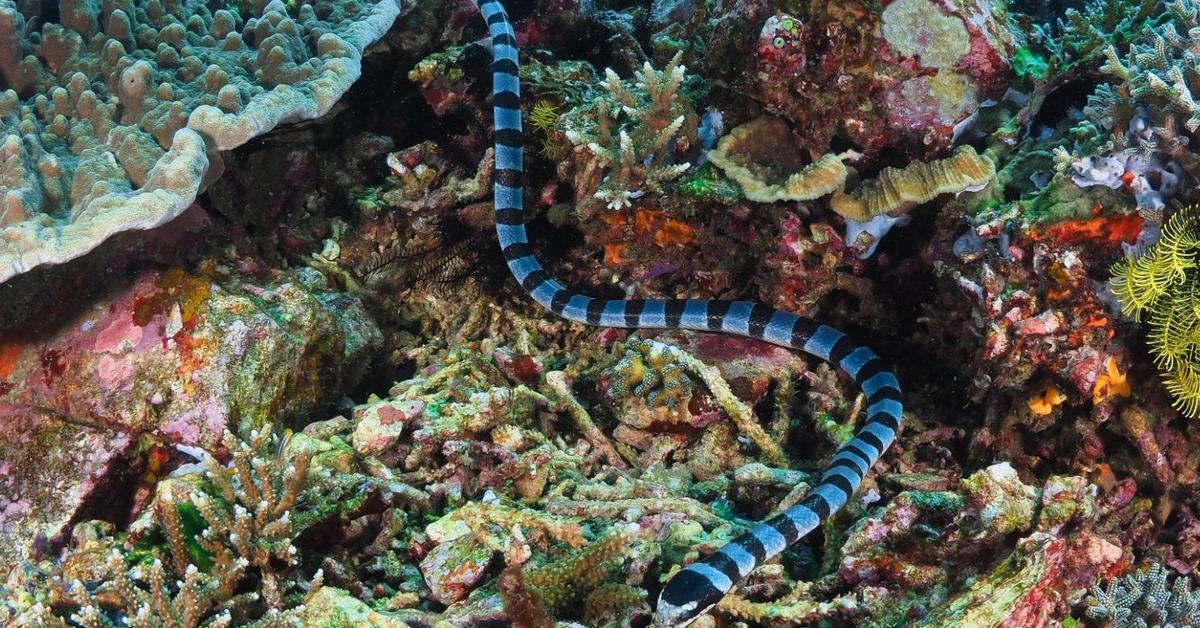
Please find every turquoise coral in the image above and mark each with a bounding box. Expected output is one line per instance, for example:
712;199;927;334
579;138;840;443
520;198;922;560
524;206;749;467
1087;562;1200;626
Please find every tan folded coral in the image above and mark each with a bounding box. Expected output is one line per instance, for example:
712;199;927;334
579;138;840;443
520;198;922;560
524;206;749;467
708;116;847;202
830;146;995;221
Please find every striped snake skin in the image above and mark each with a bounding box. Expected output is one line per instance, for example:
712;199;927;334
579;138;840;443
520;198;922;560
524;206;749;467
472;1;904;624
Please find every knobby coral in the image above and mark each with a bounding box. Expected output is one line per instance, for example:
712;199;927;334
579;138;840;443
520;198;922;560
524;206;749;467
0;0;403;282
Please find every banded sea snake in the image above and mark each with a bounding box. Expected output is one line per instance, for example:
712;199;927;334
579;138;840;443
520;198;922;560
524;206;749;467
472;1;904;624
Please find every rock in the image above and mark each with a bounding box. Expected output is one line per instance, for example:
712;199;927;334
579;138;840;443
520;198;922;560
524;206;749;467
301;586;410;627
961;462;1040;537
744;0;1012;162
0;266;380;575
420;535;495;605
923;531;1123;627
352;398;425;457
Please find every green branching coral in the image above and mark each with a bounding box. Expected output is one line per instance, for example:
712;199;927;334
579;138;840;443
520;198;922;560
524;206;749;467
1086;563;1200;626
1030;0;1158;72
46;429;322;627
562;52;699;214
1111;207;1200;415
1081;0;1200;175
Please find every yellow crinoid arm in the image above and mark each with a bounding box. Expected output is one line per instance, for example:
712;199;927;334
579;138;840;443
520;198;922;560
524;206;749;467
1165;360;1200;418
1146;284;1200;370
1111;207;1200;319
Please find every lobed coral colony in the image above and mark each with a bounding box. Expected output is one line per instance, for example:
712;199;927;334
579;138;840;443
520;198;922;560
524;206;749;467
10;0;1200;626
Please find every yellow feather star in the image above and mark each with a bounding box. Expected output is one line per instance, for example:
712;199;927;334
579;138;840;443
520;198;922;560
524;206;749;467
1111;206;1200;416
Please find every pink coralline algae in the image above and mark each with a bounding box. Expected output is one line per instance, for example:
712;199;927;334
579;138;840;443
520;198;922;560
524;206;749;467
0;267;379;575
749;0;1012;160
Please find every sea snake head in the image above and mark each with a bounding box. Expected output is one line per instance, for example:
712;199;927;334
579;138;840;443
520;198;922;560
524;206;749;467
654;567;725;626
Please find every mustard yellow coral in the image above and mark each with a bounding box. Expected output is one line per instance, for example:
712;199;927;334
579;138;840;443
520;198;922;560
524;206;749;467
707;116;847;202
524;524;637;613
829;146;995;221
529;100;560;131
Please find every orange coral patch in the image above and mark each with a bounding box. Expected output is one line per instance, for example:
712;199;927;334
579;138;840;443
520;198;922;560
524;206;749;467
1031;204;1144;247
601;212;629;228
133;268;212;327
1092;358;1131;405
654;220;696;248
1083;313;1109;329
634;209;658;236
604;243;627;266
1028;384;1066;415
0;343;23;379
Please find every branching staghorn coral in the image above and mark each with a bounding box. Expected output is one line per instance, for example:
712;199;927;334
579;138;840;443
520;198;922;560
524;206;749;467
523;523;639;614
1029;0;1159;71
562;52;698;214
583;583;650;626
47;429;321;627
1086;562;1200;626
1073;0;1200;191
1110;206;1200;415
67;550;318;628
184;430;313;610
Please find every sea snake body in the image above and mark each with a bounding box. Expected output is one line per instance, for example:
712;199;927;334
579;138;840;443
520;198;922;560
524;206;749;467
472;1;904;625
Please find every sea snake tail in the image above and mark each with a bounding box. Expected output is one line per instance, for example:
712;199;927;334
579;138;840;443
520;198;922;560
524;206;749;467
473;1;904;625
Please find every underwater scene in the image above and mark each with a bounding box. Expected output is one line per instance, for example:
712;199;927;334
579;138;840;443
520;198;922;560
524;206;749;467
6;0;1200;625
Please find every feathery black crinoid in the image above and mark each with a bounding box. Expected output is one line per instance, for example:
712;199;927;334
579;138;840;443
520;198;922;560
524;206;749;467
356;217;502;294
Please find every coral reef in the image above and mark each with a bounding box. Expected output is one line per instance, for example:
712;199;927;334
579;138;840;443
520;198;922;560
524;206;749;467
706;117;846;203
5;1;1200;627
1056;0;1200;215
18;430;324;626
743;0;1013;162
0;0;405;282
0;267;380;574
830;147;997;223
